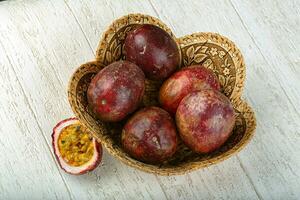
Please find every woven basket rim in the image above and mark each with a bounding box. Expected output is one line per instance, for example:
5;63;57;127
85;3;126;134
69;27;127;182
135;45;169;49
177;31;246;102
68;13;256;175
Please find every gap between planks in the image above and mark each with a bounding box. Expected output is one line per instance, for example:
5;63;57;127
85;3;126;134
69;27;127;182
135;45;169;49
63;0;94;56
229;1;299;198
229;0;300;116
0;39;73;200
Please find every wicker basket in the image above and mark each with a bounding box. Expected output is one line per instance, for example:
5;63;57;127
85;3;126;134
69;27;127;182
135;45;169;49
68;13;256;175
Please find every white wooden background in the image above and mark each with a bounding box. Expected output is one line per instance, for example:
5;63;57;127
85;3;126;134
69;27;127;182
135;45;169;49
0;0;299;199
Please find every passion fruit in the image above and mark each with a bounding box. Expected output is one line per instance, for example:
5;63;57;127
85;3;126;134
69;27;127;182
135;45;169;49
122;107;178;164
87;61;145;122
124;24;180;80
52;118;102;175
159;65;221;114
176;90;236;153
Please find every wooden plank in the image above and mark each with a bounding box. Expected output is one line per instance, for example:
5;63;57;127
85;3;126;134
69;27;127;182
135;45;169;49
0;1;168;199
230;0;300;112
229;0;300;199
157;157;261;200
0;33;71;200
64;0;157;51
231;0;300;64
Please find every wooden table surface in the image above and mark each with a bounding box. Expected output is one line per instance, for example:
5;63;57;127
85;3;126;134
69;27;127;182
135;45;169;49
0;0;299;199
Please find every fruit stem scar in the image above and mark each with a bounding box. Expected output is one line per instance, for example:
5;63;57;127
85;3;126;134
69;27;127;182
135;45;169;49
168;53;174;58
101;99;107;105
140;45;147;54
152;136;161;147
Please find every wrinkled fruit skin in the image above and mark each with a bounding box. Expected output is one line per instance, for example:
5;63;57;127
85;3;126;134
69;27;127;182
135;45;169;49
124;24;180;80
159;65;221;114
122;106;178;164
87;61;145;122
176;90;235;153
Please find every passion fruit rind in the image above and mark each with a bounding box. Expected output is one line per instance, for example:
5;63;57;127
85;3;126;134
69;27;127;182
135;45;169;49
52;117;102;175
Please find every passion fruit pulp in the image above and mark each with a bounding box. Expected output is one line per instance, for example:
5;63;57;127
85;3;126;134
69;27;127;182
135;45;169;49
52;118;102;175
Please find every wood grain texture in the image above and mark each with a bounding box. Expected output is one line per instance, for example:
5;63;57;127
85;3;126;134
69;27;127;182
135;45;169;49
0;0;299;199
0;22;71;200
229;1;300;199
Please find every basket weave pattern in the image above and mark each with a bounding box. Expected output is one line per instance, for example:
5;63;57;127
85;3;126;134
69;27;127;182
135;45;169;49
68;14;256;175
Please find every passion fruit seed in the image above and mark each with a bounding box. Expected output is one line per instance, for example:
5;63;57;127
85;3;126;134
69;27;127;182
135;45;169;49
58;124;94;166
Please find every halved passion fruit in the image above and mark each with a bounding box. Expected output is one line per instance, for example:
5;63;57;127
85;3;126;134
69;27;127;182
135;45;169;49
52;117;102;175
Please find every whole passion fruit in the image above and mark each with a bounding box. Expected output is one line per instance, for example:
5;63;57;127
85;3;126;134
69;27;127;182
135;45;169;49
52;118;102;175
87;61;145;122
176;90;235;153
122;106;178;164
124;24;180;80
159;65;221;114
